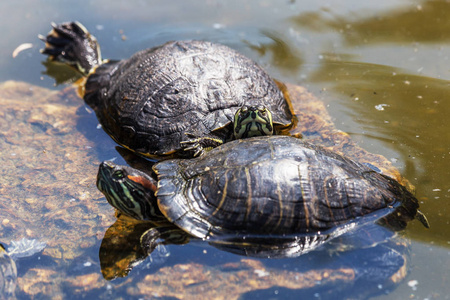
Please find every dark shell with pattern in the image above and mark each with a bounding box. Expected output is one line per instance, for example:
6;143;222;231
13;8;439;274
84;40;294;156
154;136;419;239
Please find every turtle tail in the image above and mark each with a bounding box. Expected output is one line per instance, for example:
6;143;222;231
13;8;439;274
39;21;102;76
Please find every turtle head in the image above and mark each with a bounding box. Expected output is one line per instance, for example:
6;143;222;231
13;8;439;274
96;161;164;221
233;105;274;139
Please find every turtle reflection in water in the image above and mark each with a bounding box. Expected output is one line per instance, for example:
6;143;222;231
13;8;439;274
96;136;428;297
40;21;297;157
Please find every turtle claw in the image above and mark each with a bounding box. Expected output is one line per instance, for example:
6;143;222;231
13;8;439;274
416;210;430;228
49;21;88;39
37;34;46;42
193;147;205;157
181;133;224;157
40;21;101;75
180;139;205;157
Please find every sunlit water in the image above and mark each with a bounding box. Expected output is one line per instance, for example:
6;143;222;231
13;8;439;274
1;0;449;299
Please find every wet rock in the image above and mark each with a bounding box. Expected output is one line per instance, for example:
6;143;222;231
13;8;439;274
0;81;114;297
17;268;61;299
0;80;410;299
128;259;355;299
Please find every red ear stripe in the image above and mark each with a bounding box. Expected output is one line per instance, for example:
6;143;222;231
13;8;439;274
127;175;157;192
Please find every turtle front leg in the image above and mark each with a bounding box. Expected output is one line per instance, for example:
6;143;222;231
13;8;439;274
39;22;102;76
181;133;225;157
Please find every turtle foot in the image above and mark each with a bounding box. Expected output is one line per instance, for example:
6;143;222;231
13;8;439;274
181;133;224;157
39;21;102;75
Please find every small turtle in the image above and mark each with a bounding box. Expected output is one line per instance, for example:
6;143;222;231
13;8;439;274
40;22;296;157
96;136;429;296
96;136;428;241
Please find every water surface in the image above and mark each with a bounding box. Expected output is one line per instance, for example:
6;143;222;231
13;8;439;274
1;1;449;299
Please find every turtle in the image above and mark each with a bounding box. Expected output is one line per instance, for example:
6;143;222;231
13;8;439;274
96;135;429;243
96;135;429;297
39;21;297;157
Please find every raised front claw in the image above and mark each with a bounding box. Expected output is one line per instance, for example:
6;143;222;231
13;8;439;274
41;22;87;57
39;21;101;75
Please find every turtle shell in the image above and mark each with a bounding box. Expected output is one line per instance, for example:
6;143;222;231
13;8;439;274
154;135;419;239
83;40;294;156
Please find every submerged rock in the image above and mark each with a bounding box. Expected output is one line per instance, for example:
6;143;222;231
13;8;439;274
0;80;418;299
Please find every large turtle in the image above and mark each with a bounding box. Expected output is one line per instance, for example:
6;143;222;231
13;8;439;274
39;22;296;157
96;135;428;242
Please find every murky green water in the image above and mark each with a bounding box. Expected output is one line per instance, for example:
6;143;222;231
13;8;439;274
1;0;449;299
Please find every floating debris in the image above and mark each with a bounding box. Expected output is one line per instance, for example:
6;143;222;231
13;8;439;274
213;23;225;29
408;279;418;291
375;104;390;111
12;43;33;58
254;269;270;277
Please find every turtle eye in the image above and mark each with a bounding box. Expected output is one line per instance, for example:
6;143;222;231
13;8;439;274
113;170;125;180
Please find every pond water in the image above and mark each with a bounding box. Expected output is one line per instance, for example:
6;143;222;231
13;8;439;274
1;0;449;299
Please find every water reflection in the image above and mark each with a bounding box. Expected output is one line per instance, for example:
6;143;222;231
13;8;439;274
99;216;187;280
41;60;82;86
97;194;424;299
291;0;450;44
308;55;450;244
245;30;304;73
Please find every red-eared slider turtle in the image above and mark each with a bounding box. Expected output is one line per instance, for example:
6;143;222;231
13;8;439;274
39;22;296;157
95;126;429;296
96;136;429;241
